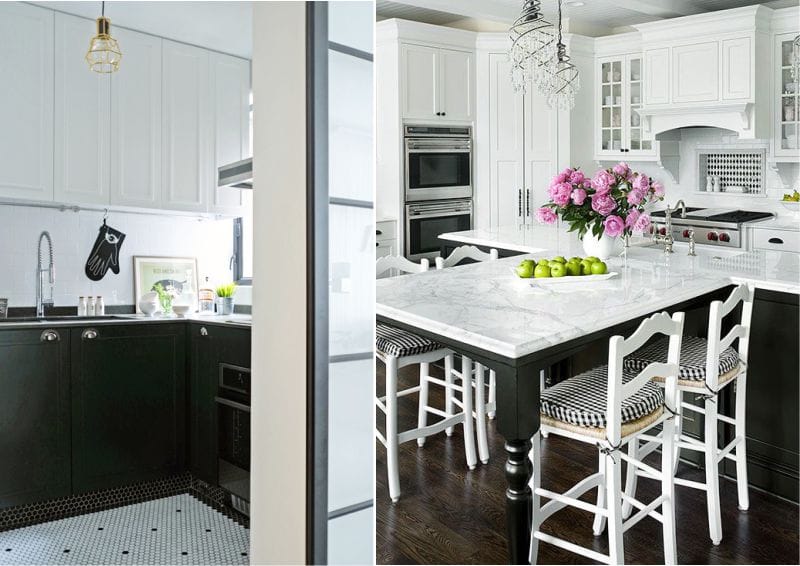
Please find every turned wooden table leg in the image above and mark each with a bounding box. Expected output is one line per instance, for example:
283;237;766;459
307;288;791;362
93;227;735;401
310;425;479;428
505;438;533;564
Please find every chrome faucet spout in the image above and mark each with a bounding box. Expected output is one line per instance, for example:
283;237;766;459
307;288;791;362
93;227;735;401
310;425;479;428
36;231;55;317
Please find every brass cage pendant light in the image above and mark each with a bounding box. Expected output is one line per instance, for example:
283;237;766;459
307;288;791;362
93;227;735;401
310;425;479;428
85;1;121;73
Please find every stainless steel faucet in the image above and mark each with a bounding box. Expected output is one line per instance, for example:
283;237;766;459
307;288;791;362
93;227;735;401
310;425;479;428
36;231;55;317
652;200;686;254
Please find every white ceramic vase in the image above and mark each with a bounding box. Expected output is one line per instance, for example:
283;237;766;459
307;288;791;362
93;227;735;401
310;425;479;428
581;233;620;260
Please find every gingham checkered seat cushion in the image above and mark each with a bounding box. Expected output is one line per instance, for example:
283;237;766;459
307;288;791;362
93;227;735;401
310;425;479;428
540;365;664;429
623;335;739;381
376;323;443;358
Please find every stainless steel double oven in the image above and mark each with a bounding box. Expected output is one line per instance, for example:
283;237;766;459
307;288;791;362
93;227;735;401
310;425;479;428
404;125;473;261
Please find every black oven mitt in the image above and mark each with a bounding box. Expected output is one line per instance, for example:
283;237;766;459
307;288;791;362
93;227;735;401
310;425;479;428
85;222;126;281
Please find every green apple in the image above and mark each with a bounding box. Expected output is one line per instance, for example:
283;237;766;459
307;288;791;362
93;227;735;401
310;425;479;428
565;262;581;276
569;256;582;264
550;262;567;277
579;260;594;276
515;262;534;278
537;258;550;266
533;263;551;278
552;256;567;264
585;256;599;263
591;261;608;275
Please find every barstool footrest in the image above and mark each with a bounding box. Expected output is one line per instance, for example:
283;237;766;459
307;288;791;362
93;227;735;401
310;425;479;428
622;494;665;532
536;472;605;522
533;531;610;565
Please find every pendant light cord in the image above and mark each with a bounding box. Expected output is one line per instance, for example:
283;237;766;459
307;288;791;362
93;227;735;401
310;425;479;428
557;0;563;45
101;1;105;18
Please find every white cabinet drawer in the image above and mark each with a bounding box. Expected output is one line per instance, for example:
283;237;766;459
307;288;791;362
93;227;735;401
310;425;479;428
752;228;800;253
376;220;397;243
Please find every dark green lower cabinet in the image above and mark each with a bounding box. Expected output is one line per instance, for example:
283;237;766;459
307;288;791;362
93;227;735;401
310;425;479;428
71;324;186;494
188;323;251;485
0;328;71;509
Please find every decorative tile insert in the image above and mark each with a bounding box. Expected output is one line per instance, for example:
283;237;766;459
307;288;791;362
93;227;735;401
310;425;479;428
698;149;765;194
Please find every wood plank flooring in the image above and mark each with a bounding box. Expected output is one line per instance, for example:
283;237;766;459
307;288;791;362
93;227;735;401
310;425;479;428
376;362;799;564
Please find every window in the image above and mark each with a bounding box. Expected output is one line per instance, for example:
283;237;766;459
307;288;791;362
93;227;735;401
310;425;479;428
233;92;255;285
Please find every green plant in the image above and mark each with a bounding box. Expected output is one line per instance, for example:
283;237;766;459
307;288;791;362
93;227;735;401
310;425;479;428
215;282;237;298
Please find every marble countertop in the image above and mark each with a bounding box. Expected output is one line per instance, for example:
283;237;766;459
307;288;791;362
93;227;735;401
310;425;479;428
0;312;252;330
750;217;800;232
378;233;799;360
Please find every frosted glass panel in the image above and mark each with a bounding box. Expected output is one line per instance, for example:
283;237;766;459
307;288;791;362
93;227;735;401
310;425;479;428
328;507;374;565
329;50;373;201
329;1;373;54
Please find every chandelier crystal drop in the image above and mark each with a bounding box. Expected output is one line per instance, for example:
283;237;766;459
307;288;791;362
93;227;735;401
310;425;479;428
544;0;580;110
508;0;556;93
85;1;121;73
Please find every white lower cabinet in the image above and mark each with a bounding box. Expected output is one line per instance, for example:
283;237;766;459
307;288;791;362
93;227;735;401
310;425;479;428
54;12;110;206
110;28;163;209
0;3;54;202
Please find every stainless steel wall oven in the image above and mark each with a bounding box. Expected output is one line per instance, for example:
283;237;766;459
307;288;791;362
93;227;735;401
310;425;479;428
216;363;251;516
405;199;473;261
404;125;472;202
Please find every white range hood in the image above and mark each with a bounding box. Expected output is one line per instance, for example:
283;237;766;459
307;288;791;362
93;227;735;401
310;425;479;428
636;102;755;139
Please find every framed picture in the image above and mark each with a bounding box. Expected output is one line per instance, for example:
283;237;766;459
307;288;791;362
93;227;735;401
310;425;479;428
133;256;199;313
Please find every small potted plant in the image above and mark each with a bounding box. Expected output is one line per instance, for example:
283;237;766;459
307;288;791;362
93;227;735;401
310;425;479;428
215;283;237;315
153;282;179;316
535;163;665;258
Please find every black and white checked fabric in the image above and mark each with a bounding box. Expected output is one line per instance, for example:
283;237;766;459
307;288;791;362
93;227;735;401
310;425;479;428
376;323;443;358
623;336;739;381
540;365;664;429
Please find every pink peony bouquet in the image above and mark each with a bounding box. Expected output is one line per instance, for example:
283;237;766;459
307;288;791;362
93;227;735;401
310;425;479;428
536;163;665;239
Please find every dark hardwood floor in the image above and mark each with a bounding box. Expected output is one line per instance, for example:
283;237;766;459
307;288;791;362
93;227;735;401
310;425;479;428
376;362;800;565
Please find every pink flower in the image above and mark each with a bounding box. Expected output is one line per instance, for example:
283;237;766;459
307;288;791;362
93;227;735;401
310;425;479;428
632;174;650;192
633;213;652;234
549;182;572;207
652;180;665;198
612;162;629;176
592;169;615;195
571;188;587;205
591;193;617;216
603;215;625;238
569;170;586;185
551;172;568;185
627;187;646;206
535;207;557;224
625;209;640;229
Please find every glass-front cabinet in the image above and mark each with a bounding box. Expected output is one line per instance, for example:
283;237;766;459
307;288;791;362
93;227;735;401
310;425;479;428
775;32;799;159
595;54;655;159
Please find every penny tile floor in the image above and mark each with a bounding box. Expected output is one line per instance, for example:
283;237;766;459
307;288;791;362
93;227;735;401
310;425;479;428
0;494;249;565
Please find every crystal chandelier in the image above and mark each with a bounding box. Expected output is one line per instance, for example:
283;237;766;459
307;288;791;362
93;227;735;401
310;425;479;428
544;0;580;110
508;1;556;93
85;1;122;73
792;34;800;81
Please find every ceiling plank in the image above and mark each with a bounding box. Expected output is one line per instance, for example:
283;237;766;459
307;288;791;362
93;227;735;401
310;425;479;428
604;0;705;19
385;0;519;23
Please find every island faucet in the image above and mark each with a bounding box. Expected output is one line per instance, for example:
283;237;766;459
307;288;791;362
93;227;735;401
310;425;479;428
652;200;687;254
36;231;55;317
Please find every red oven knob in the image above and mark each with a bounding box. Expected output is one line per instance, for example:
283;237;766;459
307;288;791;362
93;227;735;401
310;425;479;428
649;225;654;234
719;232;730;243
707;232;718;241
659;227;667;236
682;229;690;238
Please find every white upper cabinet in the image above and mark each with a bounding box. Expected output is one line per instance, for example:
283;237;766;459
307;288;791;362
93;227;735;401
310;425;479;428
54;12;110;206
775;31;799;159
401;43;473;122
672;41;719;103
0;3;54;202
721;37;752;100
110;28;163;208
643;48;669;106
210;52;250;215
162;40;212;212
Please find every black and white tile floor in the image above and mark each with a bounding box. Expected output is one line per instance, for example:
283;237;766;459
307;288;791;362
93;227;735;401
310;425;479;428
0;494;249;565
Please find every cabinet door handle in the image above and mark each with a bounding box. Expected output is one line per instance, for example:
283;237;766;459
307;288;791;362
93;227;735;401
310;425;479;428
526;189;531;216
441;112;446;116
768;237;784;244
376;229;383;236
82;328;98;340
40;329;60;342
200;327;209;336
518;189;522;217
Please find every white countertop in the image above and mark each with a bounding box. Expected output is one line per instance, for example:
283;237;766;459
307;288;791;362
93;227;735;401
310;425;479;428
377;230;799;360
0;312;252;330
750;217;800;232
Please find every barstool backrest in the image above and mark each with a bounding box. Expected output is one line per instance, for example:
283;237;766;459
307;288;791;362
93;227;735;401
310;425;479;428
606;311;685;445
706;284;754;389
436;245;498;269
376;255;429;277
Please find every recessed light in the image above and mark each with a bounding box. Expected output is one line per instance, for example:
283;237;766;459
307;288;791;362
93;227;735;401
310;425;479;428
567;1;585;6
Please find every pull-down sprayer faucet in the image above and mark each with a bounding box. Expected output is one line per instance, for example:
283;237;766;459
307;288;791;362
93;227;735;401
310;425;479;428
36;231;55;317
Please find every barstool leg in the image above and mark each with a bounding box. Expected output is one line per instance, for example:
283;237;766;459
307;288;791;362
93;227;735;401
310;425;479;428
540;370;549;438
474;364;489;464
734;375;750;511
592;450;607;536
444;354;455;437
461;356;477;470
605;451;625;565
529;432;542;565
661;415;678;565
621;438;639;520
417;362;430;447
488;369;496;420
704;396;723;545
673;390;684;475
386;355;401;502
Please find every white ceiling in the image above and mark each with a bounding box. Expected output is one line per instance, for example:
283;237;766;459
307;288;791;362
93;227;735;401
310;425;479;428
376;0;799;33
30;1;253;59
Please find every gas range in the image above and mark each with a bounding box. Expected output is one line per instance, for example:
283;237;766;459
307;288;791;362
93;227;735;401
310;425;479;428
650;207;774;248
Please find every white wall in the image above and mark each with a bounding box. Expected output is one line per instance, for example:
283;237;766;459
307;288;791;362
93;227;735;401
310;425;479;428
0;204;235;308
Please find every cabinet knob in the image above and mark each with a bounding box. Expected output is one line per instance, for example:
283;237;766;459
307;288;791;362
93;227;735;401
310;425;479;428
441;112;446;116
82;328;98;340
40;329;60;342
200;327;209;336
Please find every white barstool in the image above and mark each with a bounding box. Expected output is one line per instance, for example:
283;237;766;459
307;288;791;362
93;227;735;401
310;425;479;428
530;312;684;565
430;245;498;464
622;284;754;545
375;255;477;502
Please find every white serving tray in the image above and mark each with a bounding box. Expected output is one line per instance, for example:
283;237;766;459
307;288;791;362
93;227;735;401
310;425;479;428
522;272;619;286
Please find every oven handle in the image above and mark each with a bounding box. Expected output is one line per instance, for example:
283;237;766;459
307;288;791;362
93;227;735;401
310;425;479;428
408;210;471;218
215;396;251;413
407;147;471;153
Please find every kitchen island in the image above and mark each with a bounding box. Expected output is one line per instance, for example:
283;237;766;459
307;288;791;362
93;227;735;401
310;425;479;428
377;230;799;563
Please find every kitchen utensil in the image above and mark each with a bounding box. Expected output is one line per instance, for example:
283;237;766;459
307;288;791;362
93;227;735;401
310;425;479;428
172;304;191;318
713;176;721;192
138;291;159;316
706;176;714;192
